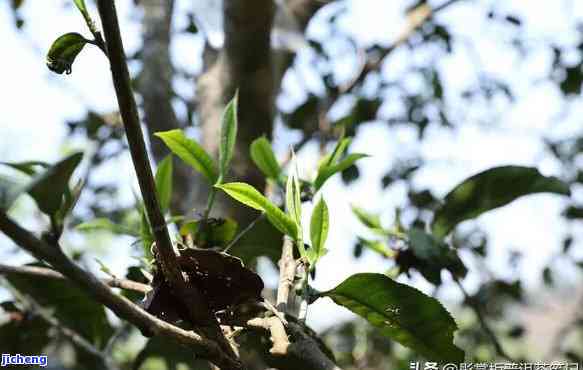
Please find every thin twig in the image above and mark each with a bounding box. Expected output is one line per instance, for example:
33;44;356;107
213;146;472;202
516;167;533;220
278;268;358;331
223;213;265;253
197;188;219;246
283;1;468;168
94;1;238;364
340;0;466;95
260;299;288;326
0;211;242;370
454;278;513;361
203;189;218;221
0;263;150;293
217;302;344;370
247;317;290;356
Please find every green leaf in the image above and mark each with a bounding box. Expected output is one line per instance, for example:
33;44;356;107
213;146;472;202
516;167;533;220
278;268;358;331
402;228;467;285
286;157;304;254
155;129;218;184
286;161;302;227
26;152;83;216
0;175;26;211
0;161;49;176
76;217;139;237
215;182;297;238
357;237;395;258
94;258;112;276
319;273;464;363
308;197;329;265
139;204;154;260
250;137;282;181
155;155;173;213
317;132;348;174
432;166;571;239
73;0;88;13
218;94;238;183
351;205;386;235
0;175;27;211
7;264;114;347
326;137;351;168
314;153;368;190
55;179;84;225
0;301;51;355
228;217;283;266
46;32;88;75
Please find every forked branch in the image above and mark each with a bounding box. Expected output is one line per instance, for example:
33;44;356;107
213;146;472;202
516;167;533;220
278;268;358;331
0;211;241;370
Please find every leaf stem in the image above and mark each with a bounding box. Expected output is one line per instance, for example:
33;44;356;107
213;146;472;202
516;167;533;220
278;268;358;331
203;187;217;221
223;212;265;253
0;263;150;293
195;187;218;246
85;37;107;55
77;5;107;55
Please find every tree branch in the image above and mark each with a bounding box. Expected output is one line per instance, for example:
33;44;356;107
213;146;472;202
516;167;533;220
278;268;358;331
223;309;344;370
0;211;241;370
341;0;466;94
95;1;239;366
276;236;297;314
247;317;290;356
0;263;150;293
287;323;343;370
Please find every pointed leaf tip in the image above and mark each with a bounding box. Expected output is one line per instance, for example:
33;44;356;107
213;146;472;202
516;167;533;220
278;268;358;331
218;94;238;183
308;197;329;265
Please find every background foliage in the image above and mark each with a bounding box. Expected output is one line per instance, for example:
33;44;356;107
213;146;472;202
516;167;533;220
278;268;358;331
1;0;583;369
